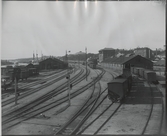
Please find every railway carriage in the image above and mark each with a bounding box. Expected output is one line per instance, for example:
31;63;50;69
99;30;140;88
138;68;145;77
28;68;38;76
131;67;157;83
134;67;144;76
130;67;134;74
1;75;12;91
108;78;128;102
144;71;157;82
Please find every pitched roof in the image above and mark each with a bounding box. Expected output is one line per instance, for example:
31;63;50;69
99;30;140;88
154;60;165;66
99;48;115;52
102;55;152;64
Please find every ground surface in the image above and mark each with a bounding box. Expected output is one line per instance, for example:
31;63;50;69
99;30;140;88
2;68;166;135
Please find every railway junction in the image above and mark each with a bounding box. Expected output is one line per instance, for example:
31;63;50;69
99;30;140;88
1;64;166;135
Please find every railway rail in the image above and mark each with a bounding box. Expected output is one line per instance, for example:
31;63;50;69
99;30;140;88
1;69;67;99
54;68;124;135
2;67;92;130
141;82;164;135
2;69;74;107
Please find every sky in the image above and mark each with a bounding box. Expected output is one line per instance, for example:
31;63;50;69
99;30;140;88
1;1;166;60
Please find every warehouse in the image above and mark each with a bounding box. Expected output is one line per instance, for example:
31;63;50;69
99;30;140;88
101;55;153;72
39;58;68;70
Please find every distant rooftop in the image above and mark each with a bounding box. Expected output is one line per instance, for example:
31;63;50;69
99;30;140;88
99;48;115;52
102;54;152;64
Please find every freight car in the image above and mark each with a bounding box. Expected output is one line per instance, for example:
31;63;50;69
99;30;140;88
144;71;157;82
88;63;96;69
28;68;39;76
108;78;128;102
131;67;157;83
1;75;12;91
1;65;39;82
133;67;144;76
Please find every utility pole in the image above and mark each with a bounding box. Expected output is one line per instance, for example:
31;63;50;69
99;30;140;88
85;47;88;81
13;66;20;105
14;76;18;105
66;50;71;105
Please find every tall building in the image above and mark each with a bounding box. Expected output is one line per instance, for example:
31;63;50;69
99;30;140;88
99;48;115;62
134;47;154;60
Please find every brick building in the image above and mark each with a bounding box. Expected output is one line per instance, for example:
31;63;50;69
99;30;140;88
134;47;154;60
99;48;115;63
101;55;153;74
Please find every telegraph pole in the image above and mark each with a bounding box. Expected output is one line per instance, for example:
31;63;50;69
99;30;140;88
85;47;88;81
66;50;71;105
14;76;18;105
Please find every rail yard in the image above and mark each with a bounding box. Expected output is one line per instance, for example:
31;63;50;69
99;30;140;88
1;61;166;135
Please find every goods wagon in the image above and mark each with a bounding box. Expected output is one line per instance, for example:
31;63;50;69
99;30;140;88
19;70;28;80
130;67;134;74
133;67;144;76
108;78;128;102
131;67;158;83
144;71;157;82
28;68;39;76
88;63;96;69
138;68;145;77
1;75;12;91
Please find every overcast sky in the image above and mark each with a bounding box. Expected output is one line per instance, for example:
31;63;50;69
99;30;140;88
1;1;165;59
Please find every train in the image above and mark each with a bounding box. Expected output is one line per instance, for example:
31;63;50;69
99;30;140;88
1;64;39;90
130;67;157;83
107;68;132;102
1;75;12;91
87;58;97;69
107;67;158;102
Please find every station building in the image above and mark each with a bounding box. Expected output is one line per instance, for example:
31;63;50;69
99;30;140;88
99;48;115;63
39;58;68;70
101;55;153;74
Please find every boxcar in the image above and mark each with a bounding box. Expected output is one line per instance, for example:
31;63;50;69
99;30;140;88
138;68;145;77
89;63;96;69
1;75;12;91
28;68;37;76
133;67;144;76
127;76;132;92
108;78;128;102
123;68;131;77
19;70;28;80
130;67;134;74
133;67;138;75
144;71;156;82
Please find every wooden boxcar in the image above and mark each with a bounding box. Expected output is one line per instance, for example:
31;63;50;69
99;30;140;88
1;75;12;91
107;78;128;102
18;66;28;80
130;67;134;74
89;63;96;69
144;71;157;82
19;70;28;80
138;68;145;77
134;67;144;76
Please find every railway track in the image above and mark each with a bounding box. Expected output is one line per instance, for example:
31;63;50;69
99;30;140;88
1;69;67;99
2;69;74;107
18;69;67;88
2;68;85;117
141;82;164;135
2;67;92;130
54;68;127;135
54;69;105;135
